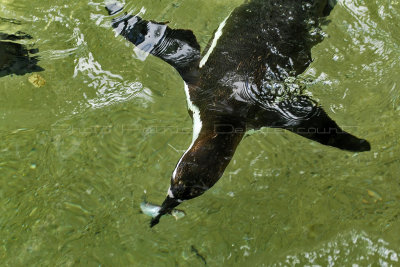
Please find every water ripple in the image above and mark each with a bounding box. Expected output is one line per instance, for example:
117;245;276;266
278;231;399;266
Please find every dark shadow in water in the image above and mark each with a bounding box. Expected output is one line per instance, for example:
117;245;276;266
0;24;44;77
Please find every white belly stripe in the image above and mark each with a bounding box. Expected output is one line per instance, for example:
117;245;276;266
171;82;203;181
199;14;231;68
171;14;231;182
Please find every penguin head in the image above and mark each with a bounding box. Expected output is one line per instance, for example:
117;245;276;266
149;157;215;227
149;169;211;228
149;195;181;227
149;130;244;227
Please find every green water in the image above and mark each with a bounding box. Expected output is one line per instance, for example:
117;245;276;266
1;0;400;265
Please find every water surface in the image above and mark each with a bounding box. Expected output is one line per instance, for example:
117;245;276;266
1;0;400;265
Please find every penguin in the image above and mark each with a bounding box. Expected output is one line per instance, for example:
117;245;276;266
0;29;43;78
105;0;370;227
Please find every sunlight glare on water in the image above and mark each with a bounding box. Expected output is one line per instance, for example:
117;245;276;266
1;0;400;265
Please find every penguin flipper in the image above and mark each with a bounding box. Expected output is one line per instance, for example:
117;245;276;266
255;96;370;152
283;107;371;152
105;3;201;84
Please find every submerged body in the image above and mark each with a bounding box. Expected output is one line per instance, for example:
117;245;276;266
105;0;370;227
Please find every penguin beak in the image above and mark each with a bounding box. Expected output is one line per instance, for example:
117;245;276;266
150;196;181;227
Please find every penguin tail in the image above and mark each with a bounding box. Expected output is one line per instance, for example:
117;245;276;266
150;196;181;228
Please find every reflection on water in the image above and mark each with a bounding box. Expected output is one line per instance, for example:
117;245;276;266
74;51;152;109
281;231;399;266
1;0;400;266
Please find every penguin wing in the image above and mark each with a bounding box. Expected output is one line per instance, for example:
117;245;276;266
106;4;201;85
253;96;371;152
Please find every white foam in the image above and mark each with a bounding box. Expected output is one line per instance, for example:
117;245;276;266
199;14;231;68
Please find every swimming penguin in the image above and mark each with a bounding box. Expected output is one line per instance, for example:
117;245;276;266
0;28;43;77
105;0;370;227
